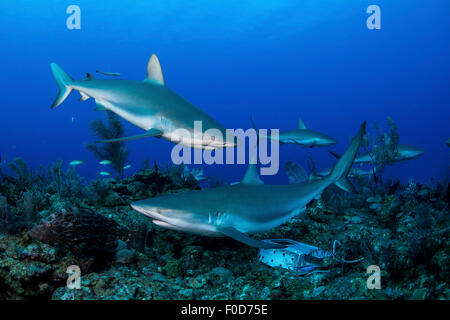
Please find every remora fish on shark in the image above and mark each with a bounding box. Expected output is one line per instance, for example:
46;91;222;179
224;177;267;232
329;143;424;163
96;70;121;76
131;122;366;249
50;55;235;149
254;118;338;147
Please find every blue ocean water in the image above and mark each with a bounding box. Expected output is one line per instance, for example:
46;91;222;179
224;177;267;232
0;0;449;184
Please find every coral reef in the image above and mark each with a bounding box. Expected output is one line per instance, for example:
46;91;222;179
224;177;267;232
0;157;449;300
361;117;400;183
30;207;120;256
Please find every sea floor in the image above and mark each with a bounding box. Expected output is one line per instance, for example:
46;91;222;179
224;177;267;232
0;163;449;300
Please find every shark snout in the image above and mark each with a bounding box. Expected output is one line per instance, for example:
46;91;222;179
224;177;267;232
410;149;424;159
130;200;182;222
416;150;425;157
316;135;338;147
399;145;424;160
325;137;338;146
130;202;163;220
130;203;149;216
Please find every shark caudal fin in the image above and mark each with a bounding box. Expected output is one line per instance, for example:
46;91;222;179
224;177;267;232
329;122;366;193
50;63;74;109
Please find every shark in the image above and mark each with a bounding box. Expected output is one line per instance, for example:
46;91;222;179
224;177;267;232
313;166;371;179
254;118;338;148
446;138;450;147
329;143;424;164
131;122;366;249
50;54;235;149
283;159;370;194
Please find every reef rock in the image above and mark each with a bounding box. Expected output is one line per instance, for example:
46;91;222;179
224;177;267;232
30;207;119;256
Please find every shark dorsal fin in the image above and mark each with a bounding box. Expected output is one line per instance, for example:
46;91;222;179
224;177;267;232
241;163;263;185
146;54;165;85
298;118;307;130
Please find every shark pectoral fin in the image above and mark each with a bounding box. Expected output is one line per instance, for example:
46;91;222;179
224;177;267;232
334;177;357;193
97;128;163;143
218;227;286;249
328;150;341;159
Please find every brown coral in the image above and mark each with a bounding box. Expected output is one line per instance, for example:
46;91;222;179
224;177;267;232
30;207;119;256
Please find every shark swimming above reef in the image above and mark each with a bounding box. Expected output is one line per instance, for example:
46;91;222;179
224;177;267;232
131;122;366;249
254;118;338;148
329;143;424;164
50;54;235;149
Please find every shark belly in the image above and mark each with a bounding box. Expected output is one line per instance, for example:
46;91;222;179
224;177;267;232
99;100;158;131
234;207;305;234
153;219;223;237
98;99;225;149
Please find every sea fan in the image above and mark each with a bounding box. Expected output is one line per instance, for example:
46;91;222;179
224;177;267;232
86;111;130;179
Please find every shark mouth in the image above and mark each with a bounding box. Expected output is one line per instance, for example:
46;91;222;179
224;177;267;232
152;219;186;232
131;203;192;231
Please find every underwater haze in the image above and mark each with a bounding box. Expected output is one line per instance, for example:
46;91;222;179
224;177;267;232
0;0;449;183
0;0;450;301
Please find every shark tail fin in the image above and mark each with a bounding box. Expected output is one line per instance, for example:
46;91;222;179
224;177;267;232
329;122;366;193
50;63;74;109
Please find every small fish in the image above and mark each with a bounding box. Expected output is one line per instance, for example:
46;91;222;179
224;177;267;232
96;70;121;76
99;160;112;165
69;160;84;166
99;171;111;176
71;116;75;123
123;165;132;170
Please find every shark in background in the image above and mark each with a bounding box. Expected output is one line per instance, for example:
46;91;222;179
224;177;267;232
313;166;371;179
50;54;236;150
131;122;366;249
253;117;338;148
283;159;370;194
328;143;424;164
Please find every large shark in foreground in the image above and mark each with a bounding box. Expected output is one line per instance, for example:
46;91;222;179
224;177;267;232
255;118;338;148
131;122;366;249
50;55;235;149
